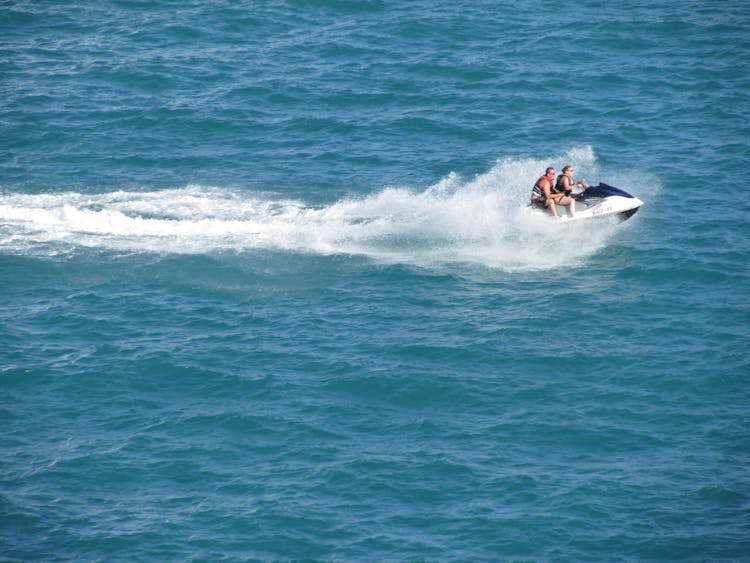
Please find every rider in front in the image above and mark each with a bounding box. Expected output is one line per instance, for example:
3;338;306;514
531;167;576;218
555;165;586;197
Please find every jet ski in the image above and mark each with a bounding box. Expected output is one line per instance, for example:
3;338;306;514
535;183;643;222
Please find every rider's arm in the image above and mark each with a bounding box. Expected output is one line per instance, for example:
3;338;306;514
543;180;561;200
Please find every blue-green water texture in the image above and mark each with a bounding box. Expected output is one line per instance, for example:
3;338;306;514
2;1;750;560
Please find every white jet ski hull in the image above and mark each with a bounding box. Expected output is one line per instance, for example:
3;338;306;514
539;183;643;222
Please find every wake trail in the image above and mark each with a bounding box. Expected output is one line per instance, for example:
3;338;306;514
0;147;657;271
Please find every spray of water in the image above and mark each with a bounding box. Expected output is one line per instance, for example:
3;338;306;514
0;147;657;271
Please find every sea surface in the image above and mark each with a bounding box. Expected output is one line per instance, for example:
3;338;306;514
2;1;749;560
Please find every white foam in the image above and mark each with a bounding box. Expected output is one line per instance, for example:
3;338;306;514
0;147;657;270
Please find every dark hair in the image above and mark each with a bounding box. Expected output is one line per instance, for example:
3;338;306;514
562;165;573;173
546;167;555;174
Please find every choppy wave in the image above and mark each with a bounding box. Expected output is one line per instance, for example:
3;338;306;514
0;147;658;270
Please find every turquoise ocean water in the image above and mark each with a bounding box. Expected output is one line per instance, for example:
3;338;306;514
2;1;749;560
